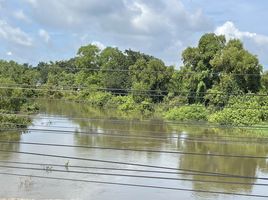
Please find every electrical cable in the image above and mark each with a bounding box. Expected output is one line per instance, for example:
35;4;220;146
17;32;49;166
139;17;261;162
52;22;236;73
1;125;268;144
0;141;267;159
23;124;268;140
1;150;268;180
0;160;266;180
2;113;268;130
11;66;265;76
0;164;267;186
1;172;267;198
1;85;268;98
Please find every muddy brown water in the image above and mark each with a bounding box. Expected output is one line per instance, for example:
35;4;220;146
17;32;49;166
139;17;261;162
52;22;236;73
1;101;268;200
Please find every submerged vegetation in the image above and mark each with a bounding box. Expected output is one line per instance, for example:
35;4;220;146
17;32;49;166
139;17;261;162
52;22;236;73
1;33;268;126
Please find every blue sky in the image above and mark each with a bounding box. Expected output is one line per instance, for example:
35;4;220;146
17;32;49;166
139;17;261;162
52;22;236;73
0;0;268;68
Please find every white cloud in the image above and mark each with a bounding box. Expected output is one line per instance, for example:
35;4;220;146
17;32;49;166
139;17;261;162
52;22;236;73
215;21;268;46
39;29;50;43
23;0;211;65
92;41;105;50
215;21;268;66
6;51;12;56
13;10;31;23
0;20;33;46
24;0;211;35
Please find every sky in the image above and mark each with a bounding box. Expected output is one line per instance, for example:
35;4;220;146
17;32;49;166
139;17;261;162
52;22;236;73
0;0;268;68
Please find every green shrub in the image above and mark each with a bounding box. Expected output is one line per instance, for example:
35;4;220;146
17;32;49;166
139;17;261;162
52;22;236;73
106;96;154;115
137;100;154;113
164;104;208;121
86;92;113;107
0;115;31;128
116;96;137;111
21;103;39;113
208;108;261;126
208;96;265;126
161;96;188;111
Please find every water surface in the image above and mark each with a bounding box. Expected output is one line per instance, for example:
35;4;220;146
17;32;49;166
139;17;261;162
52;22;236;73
1;101;268;200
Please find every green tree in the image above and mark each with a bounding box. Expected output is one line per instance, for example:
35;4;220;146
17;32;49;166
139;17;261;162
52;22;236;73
130;58;173;102
125;49;155;66
261;71;268;92
99;47;130;93
211;39;262;93
176;34;262;106
75;44;100;70
178;33;226;103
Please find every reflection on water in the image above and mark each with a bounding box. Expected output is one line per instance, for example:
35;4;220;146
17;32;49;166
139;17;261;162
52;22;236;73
0;100;268;199
0;131;22;160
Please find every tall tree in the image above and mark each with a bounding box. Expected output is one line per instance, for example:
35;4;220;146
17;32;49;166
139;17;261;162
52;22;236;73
130;58;173;102
75;44;100;70
176;34;262;105
99;47;130;93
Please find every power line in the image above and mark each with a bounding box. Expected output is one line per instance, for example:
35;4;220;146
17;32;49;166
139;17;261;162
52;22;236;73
2;113;268;130
1;150;267;180
0;83;265;96
0;160;266;180
1;125;268;144
2;94;268;112
31;66;266;76
0;126;251;145
2;84;169;93
0;141;267;159
1;85;268;98
23;124;268;141
1;172;267;198
0;164;266;186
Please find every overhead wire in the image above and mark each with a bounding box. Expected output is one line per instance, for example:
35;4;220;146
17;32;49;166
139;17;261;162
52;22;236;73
1;149;267;178
0;160;266;180
1;125;268;144
11;123;268;140
2;113;268;130
0;164;267;186
1;150;268;181
2;95;268;112
0;141;268;159
1;65;268;197
1;172;268;198
1;85;268;98
1;73;268;196
20;66;266;76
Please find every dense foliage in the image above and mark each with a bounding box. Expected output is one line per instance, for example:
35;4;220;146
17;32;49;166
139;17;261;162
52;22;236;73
0;61;39;128
1;33;267;126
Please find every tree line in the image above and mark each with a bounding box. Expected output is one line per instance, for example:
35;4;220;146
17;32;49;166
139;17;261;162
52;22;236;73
1;33;268;126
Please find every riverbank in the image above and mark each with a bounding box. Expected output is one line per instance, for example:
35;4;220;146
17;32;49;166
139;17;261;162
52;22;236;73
35;99;268;137
35;90;268;127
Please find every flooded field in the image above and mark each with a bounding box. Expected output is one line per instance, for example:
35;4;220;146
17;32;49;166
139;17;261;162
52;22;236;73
1;101;268;200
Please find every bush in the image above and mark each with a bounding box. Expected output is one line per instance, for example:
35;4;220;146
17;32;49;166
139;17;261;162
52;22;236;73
109;96;154;114
86;92;113;107
164;104;208;121
208;96;266;126
161;95;188;111
21;103;39;113
208;108;261;126
137;100;154;113
0;115;31;128
116;96;137;111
